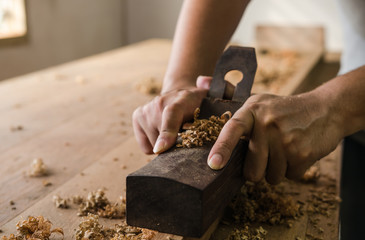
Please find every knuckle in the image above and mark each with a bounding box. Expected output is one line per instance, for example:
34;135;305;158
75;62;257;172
228;117;250;131
164;102;183;115
177;89;192;98
152;96;165;112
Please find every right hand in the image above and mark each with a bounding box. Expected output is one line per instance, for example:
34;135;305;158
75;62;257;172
132;76;212;154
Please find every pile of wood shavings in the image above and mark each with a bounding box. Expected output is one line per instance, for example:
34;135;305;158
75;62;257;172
29;158;47;177
1;216;63;240
53;189;125;219
75;214;155;240
77;189;125;219
177;108;231;148
229;181;303;227
226;226;267;240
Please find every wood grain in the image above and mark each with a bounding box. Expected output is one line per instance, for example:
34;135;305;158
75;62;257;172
0;34;340;240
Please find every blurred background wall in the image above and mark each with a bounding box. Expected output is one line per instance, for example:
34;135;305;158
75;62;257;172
0;0;343;81
0;0;126;81
126;0;342;50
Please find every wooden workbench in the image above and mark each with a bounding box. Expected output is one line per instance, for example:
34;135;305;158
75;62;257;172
0;38;341;240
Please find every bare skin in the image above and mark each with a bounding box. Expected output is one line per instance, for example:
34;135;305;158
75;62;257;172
132;0;365;184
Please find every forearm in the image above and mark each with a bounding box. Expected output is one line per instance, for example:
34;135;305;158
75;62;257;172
313;65;365;137
162;0;250;93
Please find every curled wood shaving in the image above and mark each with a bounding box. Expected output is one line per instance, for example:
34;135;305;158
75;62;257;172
1;216;63;240
177;108;231;148
52;195;69;209
75;214;155;240
29;158;47;177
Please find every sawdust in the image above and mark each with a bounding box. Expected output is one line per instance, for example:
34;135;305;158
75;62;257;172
177;108;231;148
226;226;267;240
230;181;303;227
75;214;156;240
0;216;63;240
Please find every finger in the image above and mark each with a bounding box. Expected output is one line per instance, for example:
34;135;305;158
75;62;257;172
153;104;184;154
134;109;160;147
196;75;212;90
208;107;254;170
243;121;269;182
265;133;287;185
132;111;154;154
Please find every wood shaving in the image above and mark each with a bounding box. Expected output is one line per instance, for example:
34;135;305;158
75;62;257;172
135;77;161;95
226;226;267;240
0;216;63;240
229;181;302;226
53;189;125;219
75;214;156;240
177;108;231;148
29;158;47;177
53;195;69;209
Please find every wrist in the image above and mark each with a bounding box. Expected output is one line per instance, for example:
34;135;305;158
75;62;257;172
308;83;349;139
161;73;197;94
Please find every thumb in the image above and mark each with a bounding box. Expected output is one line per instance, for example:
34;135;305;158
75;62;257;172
196;75;212;90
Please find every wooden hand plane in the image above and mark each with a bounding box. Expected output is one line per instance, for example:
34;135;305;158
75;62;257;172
126;46;257;238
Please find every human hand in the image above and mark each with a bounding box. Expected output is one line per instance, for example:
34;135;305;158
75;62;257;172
132;76;212;154
207;92;343;184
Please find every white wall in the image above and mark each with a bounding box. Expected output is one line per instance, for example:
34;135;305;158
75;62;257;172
0;0;126;81
126;0;183;44
126;0;343;52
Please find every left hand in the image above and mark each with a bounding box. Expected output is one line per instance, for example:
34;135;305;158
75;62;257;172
207;92;343;184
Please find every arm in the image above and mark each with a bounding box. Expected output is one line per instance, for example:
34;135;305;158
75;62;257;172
208;66;365;184
163;0;250;92
133;0;250;154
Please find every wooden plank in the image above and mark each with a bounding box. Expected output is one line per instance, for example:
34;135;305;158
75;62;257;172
0;39;169;153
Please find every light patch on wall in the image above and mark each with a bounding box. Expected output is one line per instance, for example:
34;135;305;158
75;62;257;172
0;0;27;39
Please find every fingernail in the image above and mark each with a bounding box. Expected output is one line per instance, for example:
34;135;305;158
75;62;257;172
208;154;223;170
153;139;166;154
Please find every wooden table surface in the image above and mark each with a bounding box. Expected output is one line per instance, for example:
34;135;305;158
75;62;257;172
0;39;341;240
